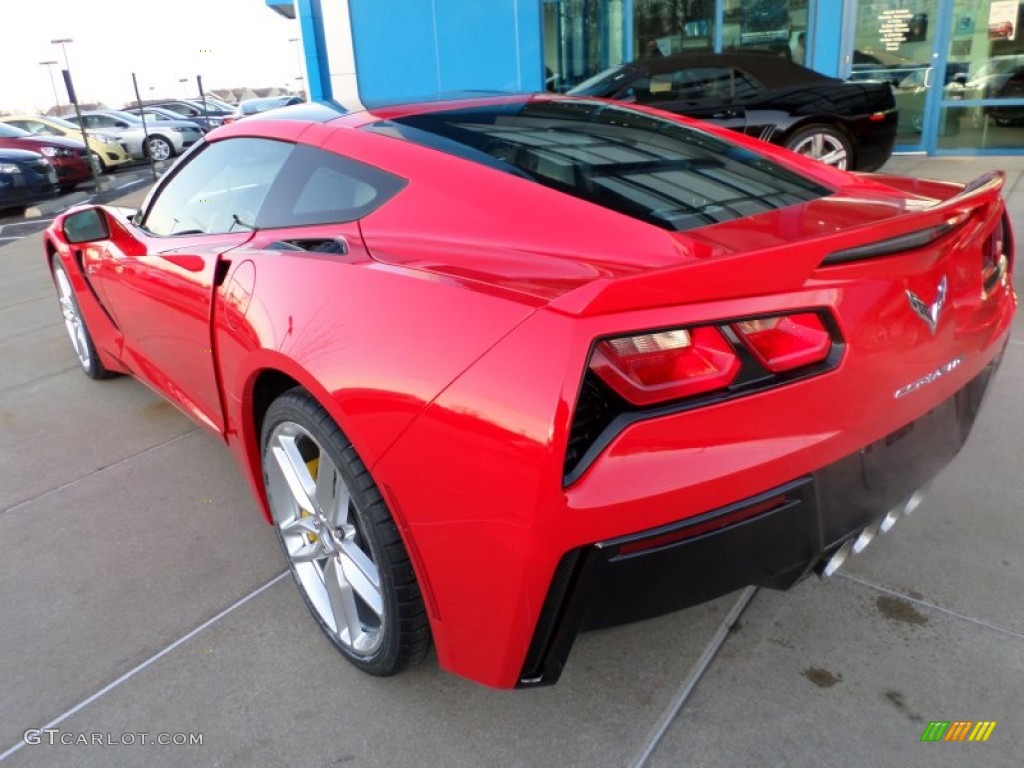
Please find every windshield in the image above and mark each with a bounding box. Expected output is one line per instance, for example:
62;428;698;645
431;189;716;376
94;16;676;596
0;123;31;138
43;115;81;131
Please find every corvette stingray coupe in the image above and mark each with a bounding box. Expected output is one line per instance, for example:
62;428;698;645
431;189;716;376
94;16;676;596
45;96;1015;689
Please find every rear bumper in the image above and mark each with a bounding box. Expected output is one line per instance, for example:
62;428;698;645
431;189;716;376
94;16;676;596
518;350;1003;687
851;111;898;172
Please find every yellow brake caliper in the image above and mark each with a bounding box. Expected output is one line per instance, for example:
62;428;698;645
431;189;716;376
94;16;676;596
303;457;319;543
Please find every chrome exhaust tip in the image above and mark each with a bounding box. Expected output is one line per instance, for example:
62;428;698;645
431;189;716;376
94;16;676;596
820;486;928;578
821;539;855;578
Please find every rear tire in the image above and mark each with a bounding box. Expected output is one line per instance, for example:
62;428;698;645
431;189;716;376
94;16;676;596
784;124;853;170
261;389;431;676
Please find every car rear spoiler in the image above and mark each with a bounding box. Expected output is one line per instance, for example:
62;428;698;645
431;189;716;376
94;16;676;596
549;172;1006;317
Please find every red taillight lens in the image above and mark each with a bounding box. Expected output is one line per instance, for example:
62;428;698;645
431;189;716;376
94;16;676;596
591;327;740;405
731;313;831;373
982;214;1009;294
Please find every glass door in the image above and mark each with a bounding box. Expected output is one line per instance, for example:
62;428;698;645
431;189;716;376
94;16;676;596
849;0;944;152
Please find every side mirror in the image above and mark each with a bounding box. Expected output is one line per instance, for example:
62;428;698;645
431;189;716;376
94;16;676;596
115;121;129;128
63;208;110;244
953;73;968;85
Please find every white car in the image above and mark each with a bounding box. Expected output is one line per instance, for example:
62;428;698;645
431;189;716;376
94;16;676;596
66;110;203;161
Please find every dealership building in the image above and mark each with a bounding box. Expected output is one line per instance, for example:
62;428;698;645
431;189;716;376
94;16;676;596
267;0;1024;157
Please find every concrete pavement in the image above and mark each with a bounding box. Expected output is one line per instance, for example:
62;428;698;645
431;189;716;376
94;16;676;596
0;157;1022;767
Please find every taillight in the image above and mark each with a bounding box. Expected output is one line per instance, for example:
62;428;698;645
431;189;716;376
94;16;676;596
731;312;831;373
590;327;740;405
982;214;1009;295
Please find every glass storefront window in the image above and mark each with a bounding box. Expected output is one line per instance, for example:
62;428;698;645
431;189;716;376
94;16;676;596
543;0;625;91
721;0;809;64
942;1;1024;148
634;1;715;58
937;105;1024;148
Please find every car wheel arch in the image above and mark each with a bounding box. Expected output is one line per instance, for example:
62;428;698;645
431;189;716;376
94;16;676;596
242;364;445;635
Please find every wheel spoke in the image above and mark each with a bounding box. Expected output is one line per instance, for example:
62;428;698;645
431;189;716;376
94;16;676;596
323;555;369;648
339;540;383;617
811;133;824;157
271;436;318;513
280;515;319;536
291;539;328;562
820;148;847;167
314;454;350;528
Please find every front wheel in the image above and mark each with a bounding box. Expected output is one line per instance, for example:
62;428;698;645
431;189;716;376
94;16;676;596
261;389;430;676
784;125;853;170
51;255;115;380
147;136;174;162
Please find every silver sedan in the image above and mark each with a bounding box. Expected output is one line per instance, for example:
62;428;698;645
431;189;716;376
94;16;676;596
66;110;203;161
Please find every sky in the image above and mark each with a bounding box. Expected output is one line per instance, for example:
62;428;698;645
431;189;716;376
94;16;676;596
1;0;303;112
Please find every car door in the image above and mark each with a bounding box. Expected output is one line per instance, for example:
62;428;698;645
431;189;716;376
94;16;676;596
84;136;293;433
630;66;748;134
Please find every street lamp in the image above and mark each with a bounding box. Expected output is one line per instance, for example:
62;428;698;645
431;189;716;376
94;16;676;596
50;37;73;70
50;37;102;200
39;60;61;113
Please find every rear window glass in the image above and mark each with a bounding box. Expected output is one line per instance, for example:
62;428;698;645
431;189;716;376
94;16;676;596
363;99;830;232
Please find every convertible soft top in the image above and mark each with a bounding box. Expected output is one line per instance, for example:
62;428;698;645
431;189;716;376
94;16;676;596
641;51;841;87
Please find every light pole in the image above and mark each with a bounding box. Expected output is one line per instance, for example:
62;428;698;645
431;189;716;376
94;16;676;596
288;37;305;97
51;37;102;199
51;37;73;70
39;60;61;113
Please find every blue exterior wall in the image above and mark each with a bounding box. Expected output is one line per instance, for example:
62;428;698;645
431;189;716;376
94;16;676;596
295;0;333;100
347;0;543;106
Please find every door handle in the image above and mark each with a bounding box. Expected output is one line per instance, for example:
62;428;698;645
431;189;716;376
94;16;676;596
713;110;739;119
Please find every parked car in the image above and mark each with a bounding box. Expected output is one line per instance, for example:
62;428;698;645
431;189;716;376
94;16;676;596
0;148;58;211
129;100;229;132
0;114;132;172
223;95;304;123
65;110;202;161
569;52;897;170
43;95;1015;689
124;106;208;133
0;122;91;190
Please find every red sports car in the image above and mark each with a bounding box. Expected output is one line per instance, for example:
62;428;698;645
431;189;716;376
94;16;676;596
45;96;1016;689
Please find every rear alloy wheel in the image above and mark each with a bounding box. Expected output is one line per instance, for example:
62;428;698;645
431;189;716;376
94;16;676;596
784;125;852;170
147;136;173;161
51;256;115;380
261;389;430;676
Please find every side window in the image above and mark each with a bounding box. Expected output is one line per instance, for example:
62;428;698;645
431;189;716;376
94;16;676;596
141;138;293;237
256;144;406;229
684;67;735;99
732;70;762;98
631;66;736;102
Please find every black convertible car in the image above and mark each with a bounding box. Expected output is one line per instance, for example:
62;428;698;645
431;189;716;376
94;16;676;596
569;52;898;171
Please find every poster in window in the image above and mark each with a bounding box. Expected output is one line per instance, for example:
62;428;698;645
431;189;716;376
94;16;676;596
740;0;791;45
989;0;1018;40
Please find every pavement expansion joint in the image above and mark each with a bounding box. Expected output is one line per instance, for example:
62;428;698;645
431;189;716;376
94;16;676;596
836;571;1024;643
631;586;758;768
0;429;200;517
0;572;288;764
